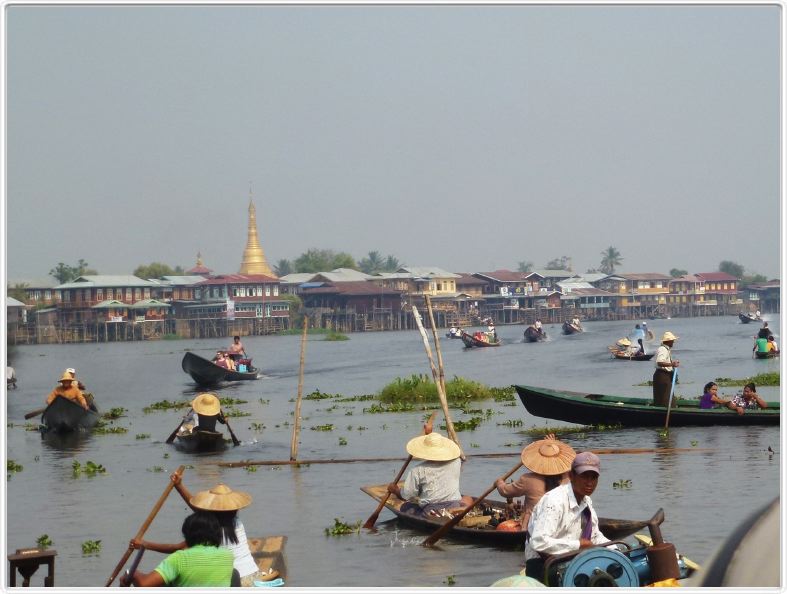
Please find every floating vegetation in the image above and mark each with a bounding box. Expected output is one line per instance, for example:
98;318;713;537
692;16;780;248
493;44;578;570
335;394;376;402
443;575;456;586
613;479;633;490
338;437;348;446
715;372;779;387
81;540;102;555
448;417;483;431
657;428;669;438
135;433;151;440
36;535;53;549
324;330;349;341
249;422;264;432
280;327;331;336
305;389;337;401
147;466;165;473
163;453;170;459
492;387;517;402
7;460;23;473
470;443;480;448
223;407;251;418
94;420;128;435
691;440;698;447
497;419;523;428
245;465;258;473
102;407;126;420
324;518;361;536
311;424;334;431
143;397;248;414
357;426;368;431
344;410;353;416
363;402;418;414
72;460;107;477
259;399;270;405
520;425;594;437
379;375;496;404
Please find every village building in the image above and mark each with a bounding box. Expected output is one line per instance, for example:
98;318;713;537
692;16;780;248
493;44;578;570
693;272;742;315
743;280;780;314
597;273;673;319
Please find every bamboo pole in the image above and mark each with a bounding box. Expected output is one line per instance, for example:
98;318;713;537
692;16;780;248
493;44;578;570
424;295;447;397
412;305;462;456
289;316;309;461
215;448;711;468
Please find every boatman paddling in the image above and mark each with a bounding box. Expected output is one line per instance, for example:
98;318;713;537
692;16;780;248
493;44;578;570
653;331;679;407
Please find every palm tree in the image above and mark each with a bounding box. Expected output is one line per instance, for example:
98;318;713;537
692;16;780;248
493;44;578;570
599;247;623;275
359;251;385;274
383;255;400;272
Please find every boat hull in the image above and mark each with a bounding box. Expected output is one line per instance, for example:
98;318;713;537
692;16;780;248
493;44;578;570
754;351;779;359
360;484;648;545
610;349;655;361
562;322;582;335
515;385;780;427
460;331;500;348
174;428;227;452
181;352;259;386
40;396;100;433
524;327;546;342
739;313;760;324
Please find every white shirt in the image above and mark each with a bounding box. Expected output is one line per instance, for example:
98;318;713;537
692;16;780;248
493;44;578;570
222;517;259;578
524;482;608;561
401;458;462;504
655;344;674;371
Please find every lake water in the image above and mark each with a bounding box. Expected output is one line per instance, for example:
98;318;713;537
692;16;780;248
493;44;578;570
5;315;781;587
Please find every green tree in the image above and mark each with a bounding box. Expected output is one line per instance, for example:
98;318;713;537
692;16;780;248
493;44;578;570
49;259;96;283
133;262;180;279
294;249;357;273
517;261;534;273
669;268;688;278
8;282;29;302
383;255;400;272
274;259;293;277
545;256;571;270
359;251;385;274
599;247;623;275
719;260;744;279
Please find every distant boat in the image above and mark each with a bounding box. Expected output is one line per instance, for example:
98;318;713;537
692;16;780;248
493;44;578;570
739;312;761;324
181;352;259;386
460;330;500;348
524;326;547;342
40;395;100;433
562;322;583;335
608;346;655;361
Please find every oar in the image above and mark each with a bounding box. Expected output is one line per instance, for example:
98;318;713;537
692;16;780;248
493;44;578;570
119;545;145;587
105;465;185;586
165;409;192;444
664;368;679;429
363;411;438;529
24;407;47;420
223;413;241;447
421;460;523;547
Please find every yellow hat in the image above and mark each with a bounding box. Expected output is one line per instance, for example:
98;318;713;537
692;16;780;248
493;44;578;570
191;393;221;416
406;432;461;461
661;331;679;342
190;483;252;511
59;371;74;383
617;338;631;347
521;439;576;475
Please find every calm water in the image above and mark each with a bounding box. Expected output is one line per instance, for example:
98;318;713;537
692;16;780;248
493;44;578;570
5;315;782;587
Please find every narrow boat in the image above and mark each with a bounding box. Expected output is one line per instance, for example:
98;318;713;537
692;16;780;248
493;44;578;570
561;322;582;335
40;395;100;433
515;384;780;427
247;535;287;584
173;428;227;452
445;329;463;339
360;484;650;546
460;330;501;348
181;352;259;386
524;326;547;342
739;312;760;324
609;348;655;361
754;350;779;359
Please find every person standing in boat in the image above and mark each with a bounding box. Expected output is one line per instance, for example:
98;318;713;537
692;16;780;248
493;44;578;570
228;335;246;361
631;324;646;354
46;371;89;410
652;332;679;407
495;434;575;537
386;431;471;517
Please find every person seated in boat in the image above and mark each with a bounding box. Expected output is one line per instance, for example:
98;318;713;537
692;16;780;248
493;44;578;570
188;393;228;433
614;337;639;356
448;325;459;337
524;452;611;584
698;382;737;411
755;310;761;319
386;430;472;518
729;383;767;415
228;336;246;361
131;480;263;587
495;434;575;537
571;316;581;329
767;335;778;353
757;322;769;339
122;511;234;587
474;331;488;343
46;371;89;410
753;335;770;354
64;367;98;411
214;351;236;371
534;319;543;333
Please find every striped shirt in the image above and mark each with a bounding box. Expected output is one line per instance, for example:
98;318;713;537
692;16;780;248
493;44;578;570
155;544;234;587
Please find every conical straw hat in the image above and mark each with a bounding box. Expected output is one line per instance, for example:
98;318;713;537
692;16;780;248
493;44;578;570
191;393;221;416
406;432;461;461
520;439;576;475
190;483;252;511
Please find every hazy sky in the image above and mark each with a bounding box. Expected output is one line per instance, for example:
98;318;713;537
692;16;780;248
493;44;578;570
4;3;783;282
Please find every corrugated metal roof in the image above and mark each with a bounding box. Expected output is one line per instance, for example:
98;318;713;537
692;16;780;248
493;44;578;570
159;276;208;285
6;296;26;307
694;272;739;282
57;275;158;289
129;299;170;309
7;278;58;288
197;274;278;286
93;299;129;309
397;267;460;279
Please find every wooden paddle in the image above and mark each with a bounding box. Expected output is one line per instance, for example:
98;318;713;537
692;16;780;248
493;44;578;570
664;368;679;429
24;407;47;420
104;465;185;586
422;460;523;547
223;413;241;447
363;411;438;529
165;409;192;444
119;545;145;587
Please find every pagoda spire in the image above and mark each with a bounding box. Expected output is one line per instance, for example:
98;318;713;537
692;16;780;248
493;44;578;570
239;187;274;276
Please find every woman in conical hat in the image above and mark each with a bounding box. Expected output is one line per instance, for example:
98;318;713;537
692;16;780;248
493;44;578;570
130;480;266;587
386;430;472;517
496;434;576;531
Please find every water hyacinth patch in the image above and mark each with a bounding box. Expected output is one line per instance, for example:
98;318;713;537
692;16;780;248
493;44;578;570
324;518;361;536
81;540;101;555
72;460;107;477
7;460;23;473
36;534;53;549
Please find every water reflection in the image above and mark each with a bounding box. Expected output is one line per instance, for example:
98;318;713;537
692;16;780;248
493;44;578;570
40;431;95;455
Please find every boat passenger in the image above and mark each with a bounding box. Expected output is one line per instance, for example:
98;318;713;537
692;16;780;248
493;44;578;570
46;371;89;410
571;316;581;330
189;393;228;433
753;336;769;354
757;322;769;339
615;337;638;357
487;324;497;341
632;324;646;354
534;319;543;332
386;431;471;518
495;435;575;537
729;383;767;414
123;511;234;587
64;367;97;411
698;382;736;411
653;332;680;407
228;336;246;360
524;452;610;584
767;335;778;353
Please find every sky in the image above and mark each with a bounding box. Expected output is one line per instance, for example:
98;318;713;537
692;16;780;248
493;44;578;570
3;2;783;283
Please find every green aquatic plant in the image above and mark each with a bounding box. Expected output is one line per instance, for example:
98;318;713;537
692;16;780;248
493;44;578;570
379;375;495;404
715;372;779;387
93;421;128;435
612;479;633;490
324;330;349;341
102;407;126;420
36;535;53;549
362;402;417;414
135;433;151;440
7;460;23;473
310;424;334;431
443;575;456;586
147;466;165;473
338;437;348;446
324;518;361;536
72;460;107;477
305;389;336;400
249;422;264;432
81;540;102;555
245;465;258;473
520;425;594;437
448;417;483;431
691;440;699;447
497;419;523;428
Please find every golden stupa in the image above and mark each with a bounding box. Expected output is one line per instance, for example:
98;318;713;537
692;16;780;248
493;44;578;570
239;194;274;276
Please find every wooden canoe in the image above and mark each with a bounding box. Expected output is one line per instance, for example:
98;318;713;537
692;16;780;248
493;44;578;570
40;395;100;433
460;331;501;348
515;384;780;427
173;428;227;452
739;313;760;324
609;348;655;361
562;322;582;335
524;326;547;342
181;352;259;386
248;535;287;583
360;484;650;546
754;350;779;359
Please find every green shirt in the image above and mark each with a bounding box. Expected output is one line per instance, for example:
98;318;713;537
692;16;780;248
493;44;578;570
755;337;769;353
155;544;234;587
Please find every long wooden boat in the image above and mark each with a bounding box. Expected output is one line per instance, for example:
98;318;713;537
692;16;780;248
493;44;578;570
524;326;547;342
609;348;655;361
515;384;780;427
460;331;501;348
40;395;100;433
754;350;779;359
181;352;259;386
248;535;287;583
739;313;761;324
561;322;582;335
174;428;227;452
360;484;650;546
